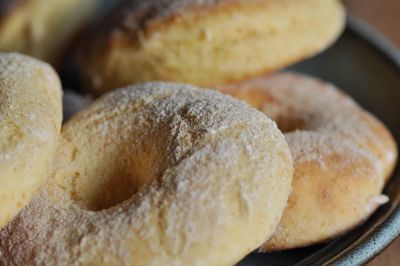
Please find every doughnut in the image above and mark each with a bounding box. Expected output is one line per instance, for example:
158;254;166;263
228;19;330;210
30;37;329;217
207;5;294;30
77;0;345;95
0;53;62;229
0;0;99;64
0;83;293;265
217;72;398;250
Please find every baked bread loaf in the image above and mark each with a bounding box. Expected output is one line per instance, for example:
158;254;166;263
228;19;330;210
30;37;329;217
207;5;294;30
218;72;398;250
0;53;62;229
0;0;99;64
0;83;293;265
77;0;345;95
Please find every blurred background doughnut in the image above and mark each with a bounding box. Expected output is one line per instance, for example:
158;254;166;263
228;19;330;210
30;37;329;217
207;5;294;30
76;0;345;95
0;0;100;64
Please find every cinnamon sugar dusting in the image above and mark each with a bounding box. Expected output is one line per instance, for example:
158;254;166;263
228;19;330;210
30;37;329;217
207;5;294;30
220;72;397;178
0;83;293;265
219;72;397;250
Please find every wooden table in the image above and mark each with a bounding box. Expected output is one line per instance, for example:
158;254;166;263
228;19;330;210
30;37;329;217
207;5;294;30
345;1;400;265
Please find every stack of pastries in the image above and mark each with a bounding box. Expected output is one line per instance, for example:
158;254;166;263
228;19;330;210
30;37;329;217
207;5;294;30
0;0;397;265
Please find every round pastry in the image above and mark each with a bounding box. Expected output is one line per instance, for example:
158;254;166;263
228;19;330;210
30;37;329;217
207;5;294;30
0;0;99;64
217;72;398;251
77;0;345;95
0;83;293;265
0;53;62;228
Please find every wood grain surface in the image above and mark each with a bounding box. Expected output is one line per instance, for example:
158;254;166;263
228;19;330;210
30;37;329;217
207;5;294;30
345;1;400;265
346;0;400;47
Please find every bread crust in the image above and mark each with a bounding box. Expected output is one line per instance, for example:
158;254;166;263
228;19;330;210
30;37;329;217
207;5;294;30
102;0;230;34
78;0;345;94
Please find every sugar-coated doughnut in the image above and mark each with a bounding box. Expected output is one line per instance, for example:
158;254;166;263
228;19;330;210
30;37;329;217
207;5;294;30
0;83;293;265
0;53;62;228
218;73;398;250
77;0;345;95
0;0;99;64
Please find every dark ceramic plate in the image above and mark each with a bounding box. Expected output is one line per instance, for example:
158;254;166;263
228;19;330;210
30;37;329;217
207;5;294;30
237;16;400;266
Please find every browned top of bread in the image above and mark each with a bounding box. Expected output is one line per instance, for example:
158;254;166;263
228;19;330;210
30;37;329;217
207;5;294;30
105;0;232;33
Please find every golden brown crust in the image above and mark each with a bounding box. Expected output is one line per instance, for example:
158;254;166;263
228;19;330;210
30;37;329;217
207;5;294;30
103;0;224;34
78;0;345;94
85;0;236;57
217;72;398;251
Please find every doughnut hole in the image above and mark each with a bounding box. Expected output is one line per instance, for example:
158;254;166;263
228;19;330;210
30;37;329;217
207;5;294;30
219;85;306;133
55;122;172;212
269;115;306;133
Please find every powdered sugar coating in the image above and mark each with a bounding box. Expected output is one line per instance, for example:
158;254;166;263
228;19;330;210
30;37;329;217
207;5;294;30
0;53;62;228
0;82;293;265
